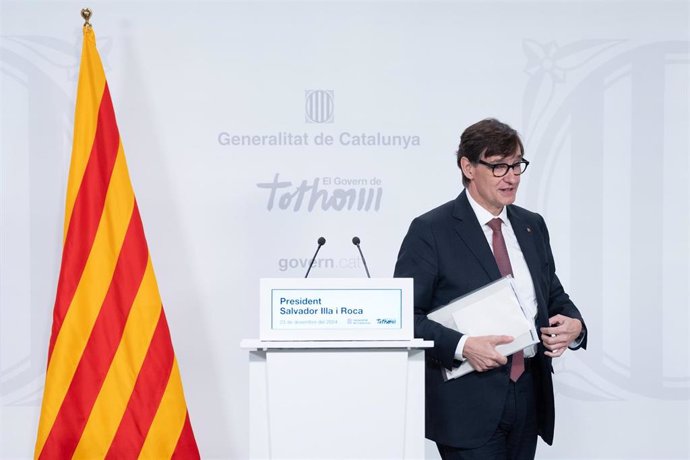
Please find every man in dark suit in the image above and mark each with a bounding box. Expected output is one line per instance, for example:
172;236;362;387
394;118;586;459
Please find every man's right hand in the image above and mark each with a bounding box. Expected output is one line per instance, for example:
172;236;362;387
462;335;513;372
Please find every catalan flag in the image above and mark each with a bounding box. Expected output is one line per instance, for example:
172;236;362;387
34;23;200;459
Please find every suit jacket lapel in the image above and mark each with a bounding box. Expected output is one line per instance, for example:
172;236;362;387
452;191;501;279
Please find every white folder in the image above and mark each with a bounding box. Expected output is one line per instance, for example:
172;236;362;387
427;276;538;380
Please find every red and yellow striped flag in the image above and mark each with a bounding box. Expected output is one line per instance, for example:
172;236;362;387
34;24;200;459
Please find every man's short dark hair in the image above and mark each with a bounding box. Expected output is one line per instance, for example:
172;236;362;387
456;118;524;186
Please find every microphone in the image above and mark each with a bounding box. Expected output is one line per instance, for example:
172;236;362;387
304;237;326;278
351;236;371;278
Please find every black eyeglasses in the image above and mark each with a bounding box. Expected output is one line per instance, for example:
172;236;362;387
477;159;530;177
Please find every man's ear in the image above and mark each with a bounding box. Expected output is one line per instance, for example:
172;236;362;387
460;157;474;181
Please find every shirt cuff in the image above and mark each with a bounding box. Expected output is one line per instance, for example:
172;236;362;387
568;329;586;349
454;335;469;361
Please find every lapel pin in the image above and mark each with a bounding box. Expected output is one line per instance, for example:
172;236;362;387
526;226;532;233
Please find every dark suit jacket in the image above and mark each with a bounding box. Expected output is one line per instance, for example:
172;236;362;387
394;190;586;448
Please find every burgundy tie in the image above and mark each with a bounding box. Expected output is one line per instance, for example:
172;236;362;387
487;218;524;382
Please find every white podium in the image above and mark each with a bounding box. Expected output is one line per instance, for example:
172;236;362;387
241;278;432;460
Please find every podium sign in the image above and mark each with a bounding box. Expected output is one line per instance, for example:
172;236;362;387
259;278;413;341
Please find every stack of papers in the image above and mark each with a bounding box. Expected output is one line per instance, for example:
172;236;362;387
427;276;538;380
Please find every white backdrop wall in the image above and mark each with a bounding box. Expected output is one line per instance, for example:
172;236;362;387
1;1;688;459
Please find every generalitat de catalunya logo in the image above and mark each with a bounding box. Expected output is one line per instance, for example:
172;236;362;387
305;90;334;124
217;89;421;149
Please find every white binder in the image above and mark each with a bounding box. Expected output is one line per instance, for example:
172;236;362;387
427;276;539;380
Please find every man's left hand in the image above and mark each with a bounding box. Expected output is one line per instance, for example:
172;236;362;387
540;314;582;358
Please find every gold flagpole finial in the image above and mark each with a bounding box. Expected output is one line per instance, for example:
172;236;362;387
81;8;92;27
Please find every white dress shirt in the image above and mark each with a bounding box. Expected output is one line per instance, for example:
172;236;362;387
455;190;538;360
